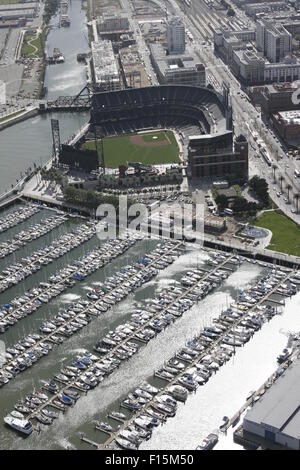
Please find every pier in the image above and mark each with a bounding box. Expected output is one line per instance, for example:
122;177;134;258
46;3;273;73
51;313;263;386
82;268;296;450
1;241;186;389
0;214;67;261
226;349;300;442
24;251;236;423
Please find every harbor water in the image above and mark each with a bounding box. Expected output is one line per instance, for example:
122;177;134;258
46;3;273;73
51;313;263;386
0;219;299;450
0;0;89;193
0;1;300;452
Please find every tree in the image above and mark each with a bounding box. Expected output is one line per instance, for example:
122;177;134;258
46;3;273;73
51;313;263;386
248;176;269;207
215;194;228;210
287;184;292;203
232;197;258;216
279;175;284;192
272;164;277;183
294;193;300;213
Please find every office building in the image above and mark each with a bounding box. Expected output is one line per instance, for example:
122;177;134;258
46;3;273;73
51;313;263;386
166;17;185;54
188;131;248;179
149;43;205;87
256;20;292;63
91;40;121;91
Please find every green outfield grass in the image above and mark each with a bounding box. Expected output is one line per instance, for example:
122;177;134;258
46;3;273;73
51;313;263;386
255;211;300;256
83;131;179;168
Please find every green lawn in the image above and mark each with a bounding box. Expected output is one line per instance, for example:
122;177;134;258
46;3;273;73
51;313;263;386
83;131;179;168
0;0;20;3
255;211;300;256
21;32;43;58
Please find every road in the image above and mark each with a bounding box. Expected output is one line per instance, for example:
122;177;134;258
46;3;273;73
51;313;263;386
120;0;159;85
152;0;300;224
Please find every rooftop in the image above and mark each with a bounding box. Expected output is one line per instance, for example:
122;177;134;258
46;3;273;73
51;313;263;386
150;43;203;75
244;358;300;439
277;110;300;125
0;2;38;11
91;40;119;85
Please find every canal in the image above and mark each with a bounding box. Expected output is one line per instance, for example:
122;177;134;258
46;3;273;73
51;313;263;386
0;1;300;452
0;0;89;193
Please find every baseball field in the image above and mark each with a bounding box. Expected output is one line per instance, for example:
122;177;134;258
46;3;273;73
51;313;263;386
83;130;179;168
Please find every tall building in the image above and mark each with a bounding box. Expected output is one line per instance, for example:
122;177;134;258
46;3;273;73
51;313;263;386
256;20;292;63
188;131;248;180
149;43;206;87
91;40;121;91
166;17;185;54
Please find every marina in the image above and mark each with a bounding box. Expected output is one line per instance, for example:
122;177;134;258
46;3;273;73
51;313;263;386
2;235;298;450
0;220;96;294
0;239;184;387
0;213;67;260
75;265;297;450
0;205;40;235
0;0;299;453
0;211;299;449
0;227;148;335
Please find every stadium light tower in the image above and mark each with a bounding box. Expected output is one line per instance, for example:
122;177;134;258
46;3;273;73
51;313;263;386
93;124;105;175
51;119;61;164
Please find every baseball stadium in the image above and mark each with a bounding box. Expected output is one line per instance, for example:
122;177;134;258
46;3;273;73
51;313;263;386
59;84;229;171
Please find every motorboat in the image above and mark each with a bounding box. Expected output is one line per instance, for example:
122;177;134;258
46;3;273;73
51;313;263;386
59;393;73;406
41;409;58;420
4;414;33;435
35;413;53;425
115;436;138;450
277;348;292;364
196;433;218;450
167;385;188;402
109;411;126;421
95;421;113;433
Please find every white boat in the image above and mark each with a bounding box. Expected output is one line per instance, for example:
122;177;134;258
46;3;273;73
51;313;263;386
115;436;138;450
4;414;33;435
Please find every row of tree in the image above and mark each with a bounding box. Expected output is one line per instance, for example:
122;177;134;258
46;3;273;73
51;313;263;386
43;0;60;24
40;167;63;183
63;185;121;210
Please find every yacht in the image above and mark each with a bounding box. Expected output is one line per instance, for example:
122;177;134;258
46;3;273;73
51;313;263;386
167;385;188;402
95;421;113;433
109;411;126;421
4;414;33;435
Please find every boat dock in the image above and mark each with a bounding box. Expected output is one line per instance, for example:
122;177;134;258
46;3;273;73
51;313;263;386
1;239;182;382
0;204;40;234
24;252;236;424
82;268;296;450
